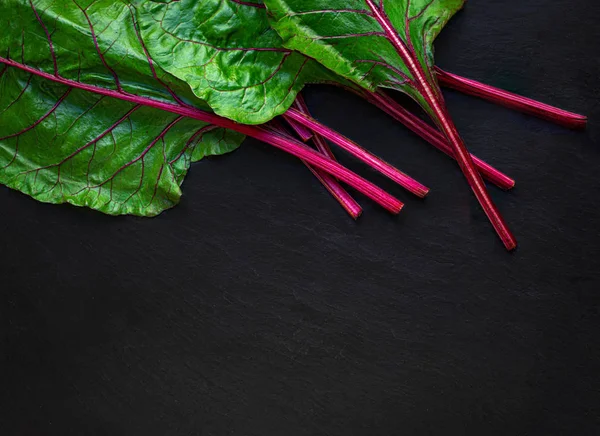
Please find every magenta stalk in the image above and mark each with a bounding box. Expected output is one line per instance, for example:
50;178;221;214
284;108;430;198
256;126;401;213
269;118;362;219
0;57;403;214
293;95;363;219
284;111;314;142
435;67;587;129
366;0;516;251
306;166;363;219
364;90;515;190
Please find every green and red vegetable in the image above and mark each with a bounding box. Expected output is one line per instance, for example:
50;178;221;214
0;0;587;250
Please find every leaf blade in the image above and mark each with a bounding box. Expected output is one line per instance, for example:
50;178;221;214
264;0;463;106
0;0;244;216
135;0;336;124
0;68;243;216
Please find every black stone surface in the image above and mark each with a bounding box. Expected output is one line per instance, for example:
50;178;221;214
1;0;599;434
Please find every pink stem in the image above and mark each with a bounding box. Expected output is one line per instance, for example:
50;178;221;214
364;89;515;190
284;108;314;142
284;108;430;198
269;118;361;219
306;166;363;219
0;57;403;214
260;125;400;214
293;95;363;218
435;67;587;129
366;0;516;251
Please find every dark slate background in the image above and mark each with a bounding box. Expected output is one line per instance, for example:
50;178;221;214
1;0;599;434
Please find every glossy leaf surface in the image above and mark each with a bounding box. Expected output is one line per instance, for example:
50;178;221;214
264;0;463;111
136;0;335;124
0;0;244;216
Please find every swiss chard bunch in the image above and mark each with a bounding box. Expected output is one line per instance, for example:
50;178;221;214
0;0;586;250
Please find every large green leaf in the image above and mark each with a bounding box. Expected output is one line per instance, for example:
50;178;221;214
135;0;337;124
264;0;464;111
0;0;244;216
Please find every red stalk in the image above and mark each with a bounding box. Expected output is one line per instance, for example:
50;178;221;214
284;108;430;198
269;118;362;219
363;89;515;190
293;95;363;218
284;109;314;142
435;67;587;129
306;166;363;219
0;57;403;214
249;125;402;213
366;0;516;251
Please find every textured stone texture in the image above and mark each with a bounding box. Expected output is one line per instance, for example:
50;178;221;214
1;0;599;434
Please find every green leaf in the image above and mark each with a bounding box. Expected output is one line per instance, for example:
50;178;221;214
0;0;244;216
135;0;336;124
264;0;464;110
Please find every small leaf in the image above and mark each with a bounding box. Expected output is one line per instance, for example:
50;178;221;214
264;0;464;111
